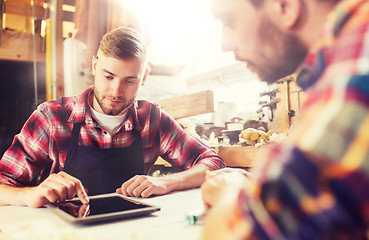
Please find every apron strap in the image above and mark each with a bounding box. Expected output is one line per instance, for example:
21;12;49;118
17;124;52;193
132;128;142;145
65;122;82;163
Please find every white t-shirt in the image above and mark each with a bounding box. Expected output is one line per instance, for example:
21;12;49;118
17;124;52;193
88;104;127;136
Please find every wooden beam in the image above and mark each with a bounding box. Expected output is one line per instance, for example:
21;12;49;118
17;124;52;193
157;91;214;119
0;29;45;62
4;1;48;19
5;1;74;22
56;0;64;98
275;77;291;133
63;0;76;6
63;10;74;22
0;0;4;46
275;75;304;133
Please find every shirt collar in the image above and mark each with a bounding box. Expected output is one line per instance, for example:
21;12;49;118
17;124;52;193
68;86;93;124
67;85;143;131
128;100;143;131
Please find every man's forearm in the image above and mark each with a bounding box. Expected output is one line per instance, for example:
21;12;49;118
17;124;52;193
0;172;89;207
0;184;29;206
163;163;213;192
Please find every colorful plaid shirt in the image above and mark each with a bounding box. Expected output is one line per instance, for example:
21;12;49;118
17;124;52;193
0;86;224;186
207;0;369;239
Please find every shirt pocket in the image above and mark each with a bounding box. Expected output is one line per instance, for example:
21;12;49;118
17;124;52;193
142;141;159;170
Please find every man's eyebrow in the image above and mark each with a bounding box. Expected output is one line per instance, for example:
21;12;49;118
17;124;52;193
102;69;116;76
126;76;139;79
102;69;139;79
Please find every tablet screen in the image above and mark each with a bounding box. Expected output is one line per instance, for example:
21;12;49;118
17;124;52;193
48;194;160;223
57;196;149;217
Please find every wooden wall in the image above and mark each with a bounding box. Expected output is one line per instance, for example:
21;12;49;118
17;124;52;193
275;75;306;133
0;0;76;98
0;0;47;62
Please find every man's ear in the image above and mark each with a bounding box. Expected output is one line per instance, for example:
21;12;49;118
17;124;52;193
91;56;98;76
273;0;302;29
141;65;151;86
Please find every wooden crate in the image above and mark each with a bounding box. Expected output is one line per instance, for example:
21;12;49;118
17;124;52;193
217;145;270;168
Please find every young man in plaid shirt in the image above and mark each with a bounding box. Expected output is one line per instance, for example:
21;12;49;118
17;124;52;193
0;27;224;208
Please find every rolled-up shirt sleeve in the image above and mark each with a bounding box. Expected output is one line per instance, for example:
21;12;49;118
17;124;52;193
0;107;52;187
155;106;225;171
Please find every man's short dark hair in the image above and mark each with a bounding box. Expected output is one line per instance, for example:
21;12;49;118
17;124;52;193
249;0;263;6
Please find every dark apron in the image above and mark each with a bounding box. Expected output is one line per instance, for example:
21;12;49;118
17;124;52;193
64;122;144;196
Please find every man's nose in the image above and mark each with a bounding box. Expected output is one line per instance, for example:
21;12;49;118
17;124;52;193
110;79;123;96
221;29;236;52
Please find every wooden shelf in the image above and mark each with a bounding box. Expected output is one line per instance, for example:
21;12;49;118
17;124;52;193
0;29;45;62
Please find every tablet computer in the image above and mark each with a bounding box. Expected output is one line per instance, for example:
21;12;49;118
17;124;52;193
47;193;160;224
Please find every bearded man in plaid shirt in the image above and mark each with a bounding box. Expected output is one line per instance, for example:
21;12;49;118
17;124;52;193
201;0;369;239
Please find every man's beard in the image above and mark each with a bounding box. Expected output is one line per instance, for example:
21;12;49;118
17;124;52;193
243;17;308;84
93;86;134;116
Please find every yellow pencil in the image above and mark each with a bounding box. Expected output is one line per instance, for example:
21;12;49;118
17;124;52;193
205;169;216;176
